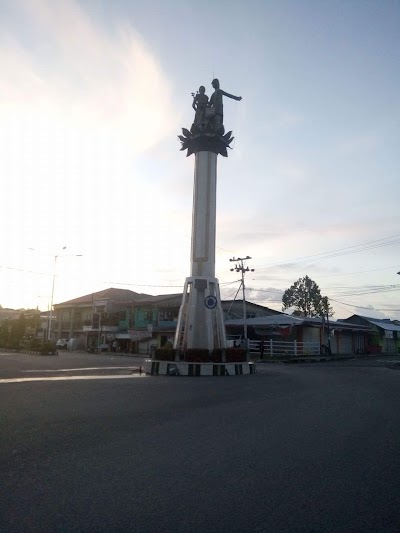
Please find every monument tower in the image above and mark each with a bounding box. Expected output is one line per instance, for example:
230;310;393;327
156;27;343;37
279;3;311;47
174;79;242;353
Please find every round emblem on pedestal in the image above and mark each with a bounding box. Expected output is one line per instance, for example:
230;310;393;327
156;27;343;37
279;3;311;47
204;295;217;309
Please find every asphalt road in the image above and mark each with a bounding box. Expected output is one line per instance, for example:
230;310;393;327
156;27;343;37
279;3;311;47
1;352;400;532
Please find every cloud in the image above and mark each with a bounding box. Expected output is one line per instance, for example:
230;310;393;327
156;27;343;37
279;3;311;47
338;131;380;154
0;0;177;248
260;109;305;131
247;287;284;301
353;305;391;320
0;0;179;307
276;161;308;182
275;111;304;129
0;0;175;153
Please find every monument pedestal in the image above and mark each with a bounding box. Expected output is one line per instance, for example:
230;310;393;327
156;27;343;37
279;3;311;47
174;275;226;352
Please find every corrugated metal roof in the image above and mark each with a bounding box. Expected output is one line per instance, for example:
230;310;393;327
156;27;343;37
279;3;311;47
225;315;302;327
368;320;400;332
346;315;400;332
135;293;183;305
55;288;151;306
225;314;371;330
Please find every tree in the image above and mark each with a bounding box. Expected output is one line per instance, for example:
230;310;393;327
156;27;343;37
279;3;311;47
9;312;27;348
0;320;10;347
282;276;333;317
320;296;333;317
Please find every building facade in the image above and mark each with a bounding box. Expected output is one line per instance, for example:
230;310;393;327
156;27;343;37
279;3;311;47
342;315;400;354
53;290;282;354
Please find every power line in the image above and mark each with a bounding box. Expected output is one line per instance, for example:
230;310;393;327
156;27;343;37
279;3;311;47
327;287;400;298
317;265;400;278
255;233;400;270
0;263;236;291
247;287;284;294
330;298;400;312
243;282;400;303
322;284;400;289
244;264;400;283
103;281;183;288
0;265;50;276
101;279;240;288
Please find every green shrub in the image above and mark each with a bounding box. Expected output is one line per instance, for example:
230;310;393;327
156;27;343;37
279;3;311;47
225;348;247;362
8;339;21;350
39;342;58;355
184;349;210;363
211;349;223;363
155;348;177;361
30;339;43;352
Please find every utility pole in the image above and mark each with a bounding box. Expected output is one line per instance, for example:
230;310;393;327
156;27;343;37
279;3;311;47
230;256;255;345
48;246;66;341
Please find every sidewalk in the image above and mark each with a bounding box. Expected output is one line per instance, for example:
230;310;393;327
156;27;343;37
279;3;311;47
74;349;147;358
254;352;397;364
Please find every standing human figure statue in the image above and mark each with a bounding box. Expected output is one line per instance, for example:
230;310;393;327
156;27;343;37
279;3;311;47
208;78;242;131
192;86;209;130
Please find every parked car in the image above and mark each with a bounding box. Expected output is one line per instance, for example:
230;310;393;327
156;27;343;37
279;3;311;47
56;338;69;349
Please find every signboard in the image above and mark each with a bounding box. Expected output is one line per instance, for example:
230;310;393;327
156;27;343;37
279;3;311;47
128;330;152;341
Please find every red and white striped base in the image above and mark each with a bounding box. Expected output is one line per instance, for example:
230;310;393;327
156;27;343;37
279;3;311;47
144;360;256;377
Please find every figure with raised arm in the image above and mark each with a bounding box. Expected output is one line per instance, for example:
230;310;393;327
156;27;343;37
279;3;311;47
208;78;242;131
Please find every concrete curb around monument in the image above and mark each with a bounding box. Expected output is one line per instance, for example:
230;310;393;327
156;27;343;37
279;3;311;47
143;359;256;377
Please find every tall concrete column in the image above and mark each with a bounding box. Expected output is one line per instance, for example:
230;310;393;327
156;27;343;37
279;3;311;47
174;151;226;352
191;151;217;278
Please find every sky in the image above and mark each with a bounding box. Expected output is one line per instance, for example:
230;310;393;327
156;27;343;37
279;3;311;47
0;0;399;320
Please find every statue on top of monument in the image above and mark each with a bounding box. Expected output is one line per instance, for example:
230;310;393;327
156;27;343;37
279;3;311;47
180;78;242;157
207;78;242;132
191;86;209;130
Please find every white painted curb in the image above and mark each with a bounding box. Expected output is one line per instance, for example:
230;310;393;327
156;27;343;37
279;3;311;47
144;359;256;376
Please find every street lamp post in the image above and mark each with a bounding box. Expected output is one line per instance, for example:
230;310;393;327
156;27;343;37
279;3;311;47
30;246;82;342
48;247;66;341
47;247;83;342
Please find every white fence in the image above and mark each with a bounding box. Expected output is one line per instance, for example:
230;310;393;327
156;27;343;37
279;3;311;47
248;339;320;357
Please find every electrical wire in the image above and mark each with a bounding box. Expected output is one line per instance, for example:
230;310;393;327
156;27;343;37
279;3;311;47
2;230;400;313
0;265;50;276
326;287;400;298
316;265;400;278
330;298;400;312
255;233;400;270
